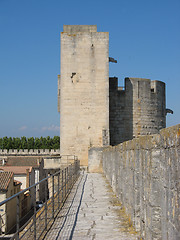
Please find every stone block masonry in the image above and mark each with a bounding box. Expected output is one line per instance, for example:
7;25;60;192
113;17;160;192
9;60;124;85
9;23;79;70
0;149;60;155
60;25;109;166
109;77;166;145
44;172;140;239
59;25;169;167
102;124;180;240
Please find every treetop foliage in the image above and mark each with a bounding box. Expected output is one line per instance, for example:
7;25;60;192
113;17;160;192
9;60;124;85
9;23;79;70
0;136;60;150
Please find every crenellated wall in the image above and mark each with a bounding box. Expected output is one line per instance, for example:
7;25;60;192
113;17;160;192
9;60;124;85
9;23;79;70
109;77;166;146
59;25;168;167
0;149;60;156
102;124;180;240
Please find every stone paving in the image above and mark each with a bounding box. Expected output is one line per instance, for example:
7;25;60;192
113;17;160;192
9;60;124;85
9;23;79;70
44;172;140;240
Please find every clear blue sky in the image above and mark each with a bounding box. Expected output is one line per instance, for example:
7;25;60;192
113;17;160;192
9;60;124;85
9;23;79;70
0;0;179;138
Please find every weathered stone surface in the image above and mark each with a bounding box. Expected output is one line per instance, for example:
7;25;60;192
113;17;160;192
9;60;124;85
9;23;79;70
0;149;60;155
44;172;140;239
102;124;180;240
59;25;167;167
109;77;166;145
60;25;109;166
88;147;103;173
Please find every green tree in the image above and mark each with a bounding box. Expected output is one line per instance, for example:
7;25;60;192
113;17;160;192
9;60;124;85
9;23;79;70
52;136;60;149
0;136;60;150
40;137;46;149
0;138;3;149
21;136;27;149
46;136;52;150
27;137;34;150
7;137;13;150
13;137;21;150
34;137;41;149
2;137;8;149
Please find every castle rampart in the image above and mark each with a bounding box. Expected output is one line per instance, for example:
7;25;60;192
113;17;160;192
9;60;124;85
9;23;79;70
59;25;170;167
109;77;166;145
0;149;60;156
102;124;180;240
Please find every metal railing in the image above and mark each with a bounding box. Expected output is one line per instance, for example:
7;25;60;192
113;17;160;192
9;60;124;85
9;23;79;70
0;160;80;239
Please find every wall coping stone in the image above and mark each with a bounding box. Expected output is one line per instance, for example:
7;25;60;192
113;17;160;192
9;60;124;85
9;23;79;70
0;149;60;156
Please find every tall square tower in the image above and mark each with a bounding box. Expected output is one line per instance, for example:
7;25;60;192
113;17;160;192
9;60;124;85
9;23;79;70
59;25;109;166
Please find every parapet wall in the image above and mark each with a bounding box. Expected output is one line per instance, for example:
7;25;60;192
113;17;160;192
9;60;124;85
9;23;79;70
109;77;166;145
102;124;180;240
0;149;60;156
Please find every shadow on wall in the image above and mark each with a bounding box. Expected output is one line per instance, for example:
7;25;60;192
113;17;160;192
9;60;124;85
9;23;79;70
109;77;133;145
109;77;167;145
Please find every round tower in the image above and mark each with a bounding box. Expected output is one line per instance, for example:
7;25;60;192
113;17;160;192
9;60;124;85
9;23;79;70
125;78;166;138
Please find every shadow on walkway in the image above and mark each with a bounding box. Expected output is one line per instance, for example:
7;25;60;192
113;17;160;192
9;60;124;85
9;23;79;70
43;172;87;240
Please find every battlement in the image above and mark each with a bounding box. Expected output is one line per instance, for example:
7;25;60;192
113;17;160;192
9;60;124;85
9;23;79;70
109;77;166;145
59;24;169;166
110;77;165;95
151;80;165;93
0;149;60;156
109;77;118;90
63;25;97;34
125;77;150;81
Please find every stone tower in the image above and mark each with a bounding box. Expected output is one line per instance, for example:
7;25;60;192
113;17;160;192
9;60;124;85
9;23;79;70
109;77;166;145
58;25;109;166
58;25;167;166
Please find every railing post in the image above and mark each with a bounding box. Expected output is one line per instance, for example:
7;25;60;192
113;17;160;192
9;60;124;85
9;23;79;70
70;165;72;189
66;167;68;195
45;178;47;230
71;164;73;188
16;195;20;240
75;160;77;179
58;171;60;209
52;175;54;219
33;185;36;240
0;163;82;240
69;165;71;190
73;162;75;183
61;170;64;203
65;168;67;198
75;160;77;178
67;167;69;194
77;160;79;177
73;163;75;183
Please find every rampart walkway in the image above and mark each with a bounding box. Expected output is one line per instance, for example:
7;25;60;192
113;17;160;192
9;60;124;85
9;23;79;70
44;172;140;240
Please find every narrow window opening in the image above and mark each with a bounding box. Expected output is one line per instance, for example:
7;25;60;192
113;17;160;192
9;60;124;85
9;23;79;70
151;88;155;93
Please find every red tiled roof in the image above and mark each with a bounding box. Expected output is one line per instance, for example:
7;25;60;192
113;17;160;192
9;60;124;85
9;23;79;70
0;171;13;191
0;166;32;175
5;156;40;167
